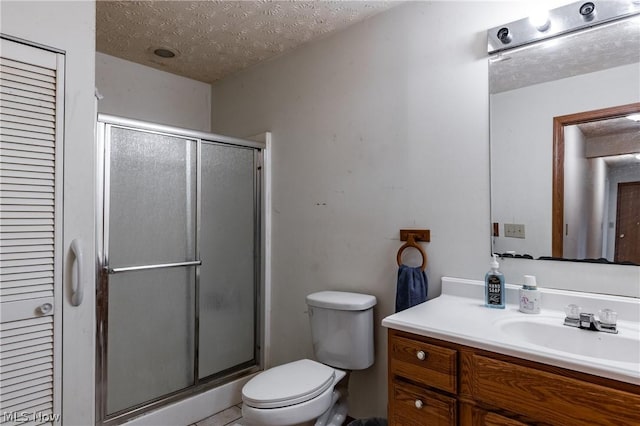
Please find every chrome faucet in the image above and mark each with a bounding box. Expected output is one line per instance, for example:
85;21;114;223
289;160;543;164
563;305;618;334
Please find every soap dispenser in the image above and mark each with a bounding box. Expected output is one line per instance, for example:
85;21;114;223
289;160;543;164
519;275;541;314
485;254;505;309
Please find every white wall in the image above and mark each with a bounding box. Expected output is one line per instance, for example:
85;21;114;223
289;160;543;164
0;1;96;424
96;52;211;131
586;157;606;258
207;1;494;417
563;131;607;260
563;126;588;259
209;1;640;418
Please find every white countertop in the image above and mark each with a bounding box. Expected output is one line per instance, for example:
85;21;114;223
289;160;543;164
382;277;640;385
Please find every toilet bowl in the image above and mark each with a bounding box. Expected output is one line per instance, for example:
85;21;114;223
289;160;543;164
241;291;376;426
242;359;346;426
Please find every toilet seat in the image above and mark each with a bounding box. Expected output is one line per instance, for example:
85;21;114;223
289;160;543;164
242;359;335;409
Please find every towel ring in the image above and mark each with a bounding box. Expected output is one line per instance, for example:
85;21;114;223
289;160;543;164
396;234;427;271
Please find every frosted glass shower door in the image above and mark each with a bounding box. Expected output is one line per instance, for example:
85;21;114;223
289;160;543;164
104;127;197;415
198;143;257;378
98;117;264;424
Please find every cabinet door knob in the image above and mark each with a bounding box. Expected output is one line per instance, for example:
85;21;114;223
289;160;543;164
416;350;427;360
415;399;423;409
38;302;53;315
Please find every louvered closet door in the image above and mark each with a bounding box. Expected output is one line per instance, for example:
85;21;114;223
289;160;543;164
0;38;63;425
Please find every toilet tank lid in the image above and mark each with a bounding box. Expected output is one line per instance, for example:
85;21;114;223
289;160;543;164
306;291;377;311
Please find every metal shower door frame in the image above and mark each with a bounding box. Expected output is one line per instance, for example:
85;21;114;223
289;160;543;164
95;115;265;425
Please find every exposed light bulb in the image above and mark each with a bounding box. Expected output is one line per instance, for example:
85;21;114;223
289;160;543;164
529;10;551;31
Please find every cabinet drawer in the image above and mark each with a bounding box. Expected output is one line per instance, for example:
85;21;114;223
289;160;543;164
480;412;528;426
389;334;457;393
471;408;528;426
390;380;456;426
470;354;640;425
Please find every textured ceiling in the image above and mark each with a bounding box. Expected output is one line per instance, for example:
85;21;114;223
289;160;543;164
579;116;640;167
96;1;398;84
578;117;639;139
489;16;640;94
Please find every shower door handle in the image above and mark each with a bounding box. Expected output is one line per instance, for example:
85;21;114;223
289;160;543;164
106;260;202;274
70;238;84;306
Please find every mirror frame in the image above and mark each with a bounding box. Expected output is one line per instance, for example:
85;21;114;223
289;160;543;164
551;102;640;258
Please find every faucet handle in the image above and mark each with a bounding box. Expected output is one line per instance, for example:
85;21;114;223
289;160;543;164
597;308;618;325
564;304;582;319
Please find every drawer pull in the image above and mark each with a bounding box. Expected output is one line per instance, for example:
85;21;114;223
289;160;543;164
415;399;424;409
416;350;428;360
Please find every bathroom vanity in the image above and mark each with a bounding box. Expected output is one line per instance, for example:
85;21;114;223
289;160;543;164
382;277;640;425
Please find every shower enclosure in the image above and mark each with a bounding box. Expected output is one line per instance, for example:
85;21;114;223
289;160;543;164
96;115;264;425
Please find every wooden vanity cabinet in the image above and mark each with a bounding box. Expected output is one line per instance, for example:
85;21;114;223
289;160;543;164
388;329;640;426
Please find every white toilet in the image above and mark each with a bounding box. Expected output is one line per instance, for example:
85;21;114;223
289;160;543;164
241;291;377;426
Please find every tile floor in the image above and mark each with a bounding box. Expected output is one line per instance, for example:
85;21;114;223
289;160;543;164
190;404;244;426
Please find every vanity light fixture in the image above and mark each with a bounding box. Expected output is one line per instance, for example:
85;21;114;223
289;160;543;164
488;0;640;53
626;113;640;121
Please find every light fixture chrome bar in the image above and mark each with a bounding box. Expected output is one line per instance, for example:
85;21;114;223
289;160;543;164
106;260;201;274
488;0;640;53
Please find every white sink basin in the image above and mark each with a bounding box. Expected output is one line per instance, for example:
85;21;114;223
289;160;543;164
496;316;640;364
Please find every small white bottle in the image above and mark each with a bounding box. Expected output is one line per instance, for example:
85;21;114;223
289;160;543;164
519;275;541;314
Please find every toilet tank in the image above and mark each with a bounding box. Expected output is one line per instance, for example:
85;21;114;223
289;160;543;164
306;291;377;370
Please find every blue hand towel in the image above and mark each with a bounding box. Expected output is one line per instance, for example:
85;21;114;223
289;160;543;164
395;264;428;312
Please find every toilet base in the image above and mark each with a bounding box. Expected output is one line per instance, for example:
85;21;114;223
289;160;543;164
242;392;346;426
241;421;314;426
314;391;348;426
241;379;335;426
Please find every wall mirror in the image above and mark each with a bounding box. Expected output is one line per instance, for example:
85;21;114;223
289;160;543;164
489;11;640;266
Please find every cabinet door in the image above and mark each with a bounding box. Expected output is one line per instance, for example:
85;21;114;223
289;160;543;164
0;38;64;423
470;354;640;425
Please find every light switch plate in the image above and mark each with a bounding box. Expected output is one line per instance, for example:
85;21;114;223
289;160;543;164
504;223;525;239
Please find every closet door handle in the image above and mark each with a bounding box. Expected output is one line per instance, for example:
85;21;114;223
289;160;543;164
70;238;84;306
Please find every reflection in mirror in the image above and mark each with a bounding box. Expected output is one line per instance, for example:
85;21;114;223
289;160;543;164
489;14;640;265
552;103;640;264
